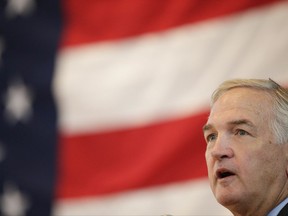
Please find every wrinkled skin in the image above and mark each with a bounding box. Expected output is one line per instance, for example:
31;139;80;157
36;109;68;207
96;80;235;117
204;88;288;216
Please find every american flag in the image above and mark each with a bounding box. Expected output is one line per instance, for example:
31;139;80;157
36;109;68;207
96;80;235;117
0;0;288;215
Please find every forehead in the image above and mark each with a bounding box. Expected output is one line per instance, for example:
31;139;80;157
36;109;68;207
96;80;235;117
207;87;273;128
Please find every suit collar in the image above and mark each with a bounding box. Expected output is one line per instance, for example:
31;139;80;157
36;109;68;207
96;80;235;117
277;202;288;216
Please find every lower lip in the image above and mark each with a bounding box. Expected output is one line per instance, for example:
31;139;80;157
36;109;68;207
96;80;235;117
217;175;236;184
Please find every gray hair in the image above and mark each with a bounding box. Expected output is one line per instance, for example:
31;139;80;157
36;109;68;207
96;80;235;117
211;78;288;144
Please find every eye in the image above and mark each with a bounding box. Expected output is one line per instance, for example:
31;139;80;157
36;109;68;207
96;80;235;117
235;129;249;136
206;133;217;143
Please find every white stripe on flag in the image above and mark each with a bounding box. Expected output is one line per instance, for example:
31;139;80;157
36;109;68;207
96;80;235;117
53;1;288;216
54;1;288;134
53;178;231;216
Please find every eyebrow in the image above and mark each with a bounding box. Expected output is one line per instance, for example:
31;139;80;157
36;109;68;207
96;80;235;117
202;124;212;132
228;119;255;128
202;119;255;133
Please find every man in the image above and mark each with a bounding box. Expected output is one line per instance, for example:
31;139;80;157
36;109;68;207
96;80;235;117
203;78;288;216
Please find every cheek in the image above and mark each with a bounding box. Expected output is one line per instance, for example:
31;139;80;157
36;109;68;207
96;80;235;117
205;150;209;162
205;154;215;180
242;147;285;182
205;151;212;169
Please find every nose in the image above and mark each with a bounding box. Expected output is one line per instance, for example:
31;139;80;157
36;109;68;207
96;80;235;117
210;135;234;160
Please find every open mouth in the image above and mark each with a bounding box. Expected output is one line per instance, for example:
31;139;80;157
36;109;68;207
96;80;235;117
216;170;235;179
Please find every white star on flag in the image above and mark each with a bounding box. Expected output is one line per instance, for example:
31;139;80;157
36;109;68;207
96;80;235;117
0;182;30;216
5;0;36;18
4;79;33;124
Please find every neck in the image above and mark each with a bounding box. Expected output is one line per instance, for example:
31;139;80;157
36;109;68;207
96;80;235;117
230;197;288;216
230;206;270;216
227;197;277;216
228;182;288;216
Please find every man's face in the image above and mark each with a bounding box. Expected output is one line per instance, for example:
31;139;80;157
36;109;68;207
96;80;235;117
204;87;288;214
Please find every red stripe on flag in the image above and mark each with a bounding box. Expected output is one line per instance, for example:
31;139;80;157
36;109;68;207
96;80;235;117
56;111;209;198
61;0;280;47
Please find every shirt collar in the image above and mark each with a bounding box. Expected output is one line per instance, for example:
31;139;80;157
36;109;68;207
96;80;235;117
267;197;288;216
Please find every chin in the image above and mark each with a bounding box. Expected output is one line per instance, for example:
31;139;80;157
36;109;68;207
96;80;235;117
215;191;239;208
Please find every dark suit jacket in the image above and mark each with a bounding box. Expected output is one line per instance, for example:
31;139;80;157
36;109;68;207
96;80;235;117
277;203;288;216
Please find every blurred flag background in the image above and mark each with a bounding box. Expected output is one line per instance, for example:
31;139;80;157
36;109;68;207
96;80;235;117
0;0;288;215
